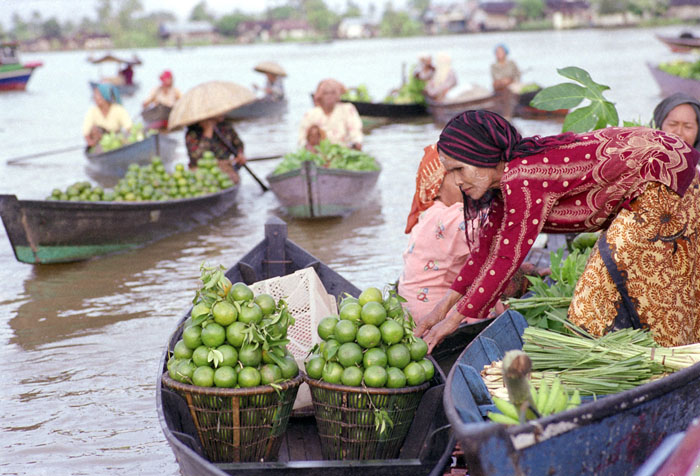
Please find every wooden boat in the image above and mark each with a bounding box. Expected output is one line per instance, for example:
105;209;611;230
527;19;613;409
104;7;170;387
0;186;238;264
443;310;700;476
226;97;287;120
87;53;141;97
266;161;381;218
426;92;500;125
86;133;177;178
647;62;700;98
656;33;700;53
342;100;428;118
156;217;456;476
515;89;568;120
141;103;172;130
0;42;42;91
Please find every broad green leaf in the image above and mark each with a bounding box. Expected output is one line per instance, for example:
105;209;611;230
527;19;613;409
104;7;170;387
603;101;619;126
562;105;599;132
557;66;610;95
531;83;587;110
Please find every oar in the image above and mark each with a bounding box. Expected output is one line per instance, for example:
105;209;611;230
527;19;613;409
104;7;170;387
6;145;85;165
213;127;270;193
246;154;284;162
241;163;269;192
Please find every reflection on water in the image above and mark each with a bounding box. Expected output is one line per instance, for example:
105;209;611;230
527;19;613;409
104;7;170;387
0;26;685;475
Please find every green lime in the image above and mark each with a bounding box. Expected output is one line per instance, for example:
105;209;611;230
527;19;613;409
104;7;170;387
239;344;262;367
254;293;277;315
386;367;407;388
363;365;388;388
358;287;383;306
387;343;411;369
404;361;426;386
238;367;261;387
175;360;196;383
214;366;237;387
322;362;344;384
182;325;203;349
217;344;238;367
317;316;339;341
305;356;325;380
173;340;193;360
380;319;404;345
192;366;215;387
341;366;364;386
192;345;211;367
201;322;226;347
212;301;237;326
231;282;254;302
361;301;387;326
409;338;429;361
278;356;299;379
363;347;388;368
334;319;357;344
260;364;283;384
339;302;362;323
238;302;263;325
419;358;435;381
226;321;247;347
356;324;381;349
337;342;363;368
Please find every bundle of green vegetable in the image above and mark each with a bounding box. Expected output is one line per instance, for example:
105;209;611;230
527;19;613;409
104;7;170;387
341;84;372;102
383;75;426;105
658;59;700;81
92;123;156;153
506;246;591;332
272;140;380;175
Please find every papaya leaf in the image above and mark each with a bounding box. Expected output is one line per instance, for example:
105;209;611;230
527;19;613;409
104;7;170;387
557;66;610;95
562;106;598;132
530;83;586;110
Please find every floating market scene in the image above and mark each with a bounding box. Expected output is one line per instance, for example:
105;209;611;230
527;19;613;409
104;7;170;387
2;0;700;475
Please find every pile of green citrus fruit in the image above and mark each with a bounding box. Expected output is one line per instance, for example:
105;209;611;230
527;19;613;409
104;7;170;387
167;264;299;389
305;286;433;389
47;153;235;202
92;122;154;153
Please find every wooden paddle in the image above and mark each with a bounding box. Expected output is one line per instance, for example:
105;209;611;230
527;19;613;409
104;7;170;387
6;145;85;165
214;127;270;192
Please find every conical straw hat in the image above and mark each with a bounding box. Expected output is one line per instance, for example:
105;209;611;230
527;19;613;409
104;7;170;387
253;61;287;77
168;80;256;130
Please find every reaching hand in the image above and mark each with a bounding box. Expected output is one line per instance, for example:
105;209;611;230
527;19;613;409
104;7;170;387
423;317;460;354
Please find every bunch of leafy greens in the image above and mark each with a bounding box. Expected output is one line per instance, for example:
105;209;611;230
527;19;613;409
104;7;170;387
659;59;700;81
506;247;591;332
384;75;426;105
273;139;380;175
341;84;372;102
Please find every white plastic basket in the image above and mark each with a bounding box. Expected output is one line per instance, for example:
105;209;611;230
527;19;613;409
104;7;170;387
250;267;338;409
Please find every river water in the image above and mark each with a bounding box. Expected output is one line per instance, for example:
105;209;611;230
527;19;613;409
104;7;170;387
0;25;689;475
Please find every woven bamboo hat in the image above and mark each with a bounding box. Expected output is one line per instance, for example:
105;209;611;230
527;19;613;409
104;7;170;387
253;61;287;77
167;80;255;130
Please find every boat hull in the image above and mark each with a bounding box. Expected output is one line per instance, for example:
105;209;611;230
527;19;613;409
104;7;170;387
227;97;287;120
86;133;177;177
656;34;700;53
267;161;380;218
343;100;428;118
157;217;455;476
0;65;40;91
647;63;700;98
0;186;238;264
444;310;700;476
141;104;172;130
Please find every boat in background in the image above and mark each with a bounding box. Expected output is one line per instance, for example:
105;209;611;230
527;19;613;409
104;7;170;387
86;133;177;178
226;97;287;120
342;99;428;118
647;62;700;98
443;310;700;476
0;42;42;91
141;103;172;130
656;33;700;53
157;217;456;476
0;186;239;264
87;53;141;97
266;161;381;218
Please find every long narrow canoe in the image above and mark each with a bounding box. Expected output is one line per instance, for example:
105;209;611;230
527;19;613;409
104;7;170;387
267;161;381;218
86;133;178;178
0;186;238;264
342;100;428;118
426;93;500;125
656;33;700;53
443;310;700;476
647;62;700;98
157;217;456;476
226;97;287;120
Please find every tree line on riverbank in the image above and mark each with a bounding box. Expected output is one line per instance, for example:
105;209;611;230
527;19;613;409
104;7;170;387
2;0;698;52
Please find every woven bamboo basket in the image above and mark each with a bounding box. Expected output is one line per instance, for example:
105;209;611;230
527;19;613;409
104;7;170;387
304;375;430;460
162;372;303;463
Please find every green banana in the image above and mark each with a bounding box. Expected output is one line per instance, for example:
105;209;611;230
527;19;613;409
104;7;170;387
536;380;549;414
493;396;520;421
487;411;520;425
543;377;562;415
567;389;581;409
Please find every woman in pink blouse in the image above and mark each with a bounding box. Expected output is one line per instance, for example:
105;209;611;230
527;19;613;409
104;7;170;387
298;79;363;150
398;144;475;318
416;110;700;349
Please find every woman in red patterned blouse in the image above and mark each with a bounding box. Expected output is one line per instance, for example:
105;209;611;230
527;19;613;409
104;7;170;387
416;110;700;350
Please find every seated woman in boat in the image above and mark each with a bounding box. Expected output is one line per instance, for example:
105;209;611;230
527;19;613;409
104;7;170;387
298;78;363;150
82;83;133;148
653;92;700;151
253;61;286;101
423;52;457;102
414;53;435;82
415;110;700;350
142;70;181;109
490;44;521;120
185;115;246;184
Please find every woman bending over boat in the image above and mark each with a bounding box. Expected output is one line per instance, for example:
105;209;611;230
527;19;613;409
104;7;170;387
82;83;132;148
415;110;700;349
298;78;363;150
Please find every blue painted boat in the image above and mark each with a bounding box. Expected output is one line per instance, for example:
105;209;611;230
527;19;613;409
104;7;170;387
444;310;700;476
156;217;456;476
0;42;41;91
86;133;177;178
0;186;238;264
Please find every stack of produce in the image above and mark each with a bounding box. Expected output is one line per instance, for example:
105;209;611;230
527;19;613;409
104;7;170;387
383;75;426;105
658;59;700;80
91;122;156;153
303;286;434;460
341;84;372;102
167;264;299;388
162;264;302;463
47;153;235;202
273;140;380;175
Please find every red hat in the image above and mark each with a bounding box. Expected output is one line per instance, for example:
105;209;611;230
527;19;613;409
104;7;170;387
159;70;172;82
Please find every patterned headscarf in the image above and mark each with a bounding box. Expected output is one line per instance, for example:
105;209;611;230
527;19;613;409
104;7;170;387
95;83;122;105
653;92;700;148
437;110;577;167
313;78;346;106
405;144;446;233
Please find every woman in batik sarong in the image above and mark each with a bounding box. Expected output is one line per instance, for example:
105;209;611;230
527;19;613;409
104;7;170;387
415;110;700;349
